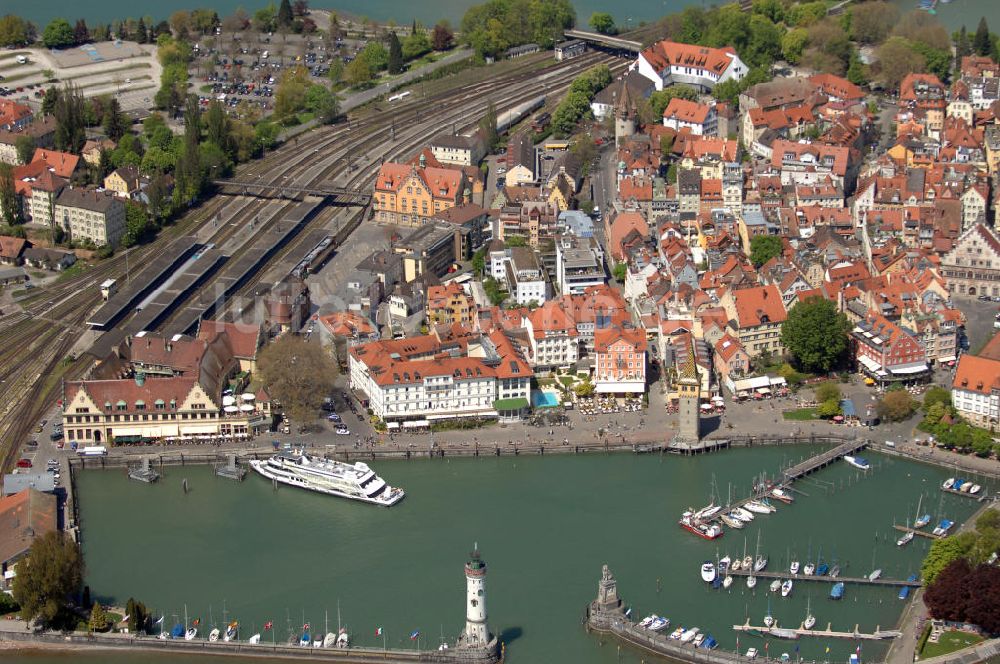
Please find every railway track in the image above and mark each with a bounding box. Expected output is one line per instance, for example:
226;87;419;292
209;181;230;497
0;50;624;473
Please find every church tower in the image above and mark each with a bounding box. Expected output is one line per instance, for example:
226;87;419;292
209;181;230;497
614;78;637;147
463;544;491;646
676;337;701;443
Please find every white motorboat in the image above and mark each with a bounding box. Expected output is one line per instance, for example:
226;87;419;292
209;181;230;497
248;633;261;645
770;579;781;593
754;555;768;572
844;455;871;471
772;487;794;503
323;633;337;648
790;561;800;574
720;555;732;571
209;628;220;642
747;575;757;589
745;501;772;514
638;616;656;628
669;627;685;640
723;575;734;589
250;452;405;506
693;633;706;647
763;615;775;628
697;504;722;519
942;478;955;490
701;561;717;583
868;568;883;581
649;617;670;631
680;628;700;643
336;630;350;647
969;484;982;495
803;563;815;575
734;508;755;522
185;628;198;641
722;514;745;529
224;621;238;642
781;579;793;597
897;532;914;547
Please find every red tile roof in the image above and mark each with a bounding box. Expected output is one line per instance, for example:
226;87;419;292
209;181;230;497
663;98;712;124
732;285;787;327
952;354;1000;395
32;148;79;178
640;41;740;78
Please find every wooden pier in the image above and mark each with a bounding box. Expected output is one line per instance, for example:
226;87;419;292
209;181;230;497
724;568;920;588
892;524;941;540
732;621;901;641
940;486;988;501
781;440;868;483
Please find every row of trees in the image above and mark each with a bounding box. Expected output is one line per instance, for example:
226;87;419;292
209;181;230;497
460;0;576;59
922;510;1000;633
918;386;999;458
550;64;612;137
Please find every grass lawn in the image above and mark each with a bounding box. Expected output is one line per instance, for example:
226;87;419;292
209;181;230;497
56;262;86;282
920;631;984;658
782;408;817;421
557;376;576;387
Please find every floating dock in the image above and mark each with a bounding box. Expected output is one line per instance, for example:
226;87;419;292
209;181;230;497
781;440;868;483
732;621;901;641
940;486;989;501
724;568;921;588
893;524;942;540
127;458;159;483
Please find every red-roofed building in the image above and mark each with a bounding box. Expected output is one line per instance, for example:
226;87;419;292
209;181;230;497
770;139;853;188
635;40;749;92
0;489;58;586
808;73;864;105
31;148;79;179
662;98;717;136
714;333;750;382
606;210;649;262
852;311;928;384
720;284;787;357
593;326;647;395
347;330;533;422
951;354;1000;429
427;282;477;327
0;100;32;132
374;157;468;226
940;223;1000;298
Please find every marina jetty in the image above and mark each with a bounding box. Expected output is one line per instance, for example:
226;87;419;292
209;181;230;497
0;548;501;664
585;566;896;664
723;568;921;589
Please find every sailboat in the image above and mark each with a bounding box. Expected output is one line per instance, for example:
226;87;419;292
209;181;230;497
781;579;793;597
913;495;931;529
897;531;914;547
803;541;814;575
803;597;816;629
222;603;237;642
754;531;768;572
208;606;220;642
868;547;882;581
248;633;261;645
183;605;197;641
763;597;775;628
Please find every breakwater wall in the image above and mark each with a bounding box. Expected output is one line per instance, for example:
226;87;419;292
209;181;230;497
0;630;500;663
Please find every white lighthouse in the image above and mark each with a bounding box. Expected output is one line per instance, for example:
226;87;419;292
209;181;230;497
463;544;491;646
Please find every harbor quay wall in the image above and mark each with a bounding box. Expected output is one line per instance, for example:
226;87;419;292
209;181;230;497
0;630;500;663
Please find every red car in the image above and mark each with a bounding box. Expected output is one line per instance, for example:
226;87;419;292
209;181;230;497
16;458;32;468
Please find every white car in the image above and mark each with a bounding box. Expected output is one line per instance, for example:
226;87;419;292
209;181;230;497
746;648;758;659
335;427;350;436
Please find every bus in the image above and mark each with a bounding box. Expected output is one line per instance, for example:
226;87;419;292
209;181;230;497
388;90;412;102
543;141;570;151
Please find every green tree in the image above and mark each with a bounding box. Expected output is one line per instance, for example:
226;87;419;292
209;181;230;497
258;333;338;423
14;135;35;165
749;235;782;267
849;1;899;44
876;37;925;89
877;390;916;422
751;0;784;24
204;101;230;156
387;31;404;74
0;14;31;47
53;83;86;153
173;95;203;206
12;531;83;626
483;276;505;306
746;15;783;68
253;4;278;32
910;41;952;81
816;399;842;418
574;380;595;398
589;12;616;35
472;246;487;275
304;84;339;124
344;56;373;87
42;18;75;48
359;41;389;71
847;50;868;86
273;65;311;122
612;262;627;282
646;86;699;119
102;97;128;142
922;532;975;584
89;602;109;632
277;0;294;29
787;1;827;28
479;101;499;153
782;28;809;65
403;31;432;60
955;25;972;60
0;162;21;225
782;298;850;373
815;382;841;404
923;386;952;412
704;4;749;52
972;17;991;56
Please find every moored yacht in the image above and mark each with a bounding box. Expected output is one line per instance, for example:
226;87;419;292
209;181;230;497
701;561;717;583
844;456;870;471
250;451;405;506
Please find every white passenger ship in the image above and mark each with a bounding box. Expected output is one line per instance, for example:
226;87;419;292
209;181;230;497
249;452;405;506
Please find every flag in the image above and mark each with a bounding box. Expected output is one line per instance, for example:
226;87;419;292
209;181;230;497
264;621;273;631
303;623;310;631
857;645;862;654
193;619;200;626
155;616;164;626
410;630;420;640
375;627;383;637
826;646;831;654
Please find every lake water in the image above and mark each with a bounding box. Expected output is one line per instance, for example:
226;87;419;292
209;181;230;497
9;446;990;664
15;0;998;36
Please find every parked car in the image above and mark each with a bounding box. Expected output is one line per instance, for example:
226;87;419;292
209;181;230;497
335;426;350;436
327;413;342;422
16;458;32;468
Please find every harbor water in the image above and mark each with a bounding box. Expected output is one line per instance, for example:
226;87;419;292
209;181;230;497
13;447;994;664
12;0;1000;36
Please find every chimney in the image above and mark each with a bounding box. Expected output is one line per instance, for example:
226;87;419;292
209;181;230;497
134;370;146;387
